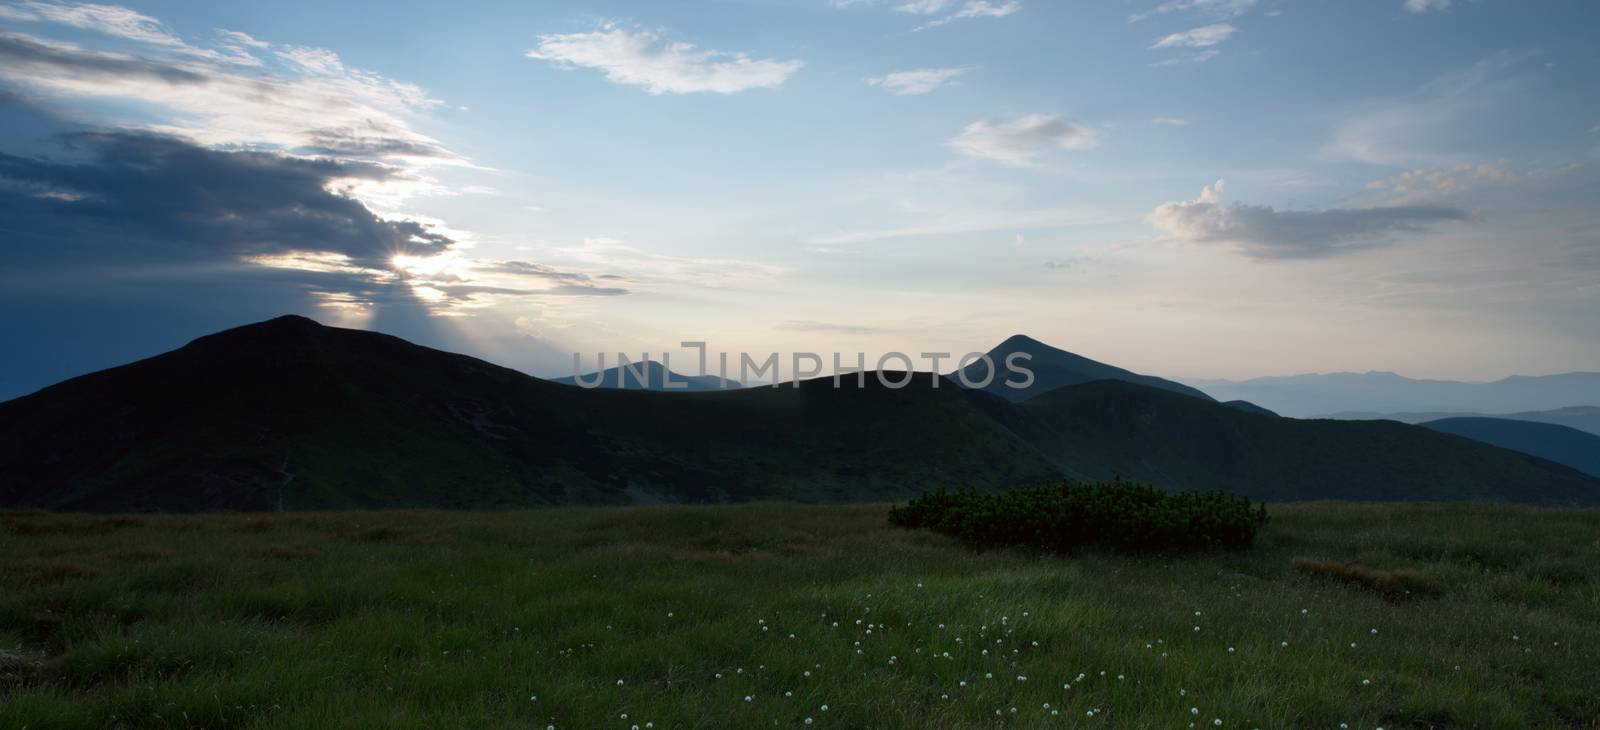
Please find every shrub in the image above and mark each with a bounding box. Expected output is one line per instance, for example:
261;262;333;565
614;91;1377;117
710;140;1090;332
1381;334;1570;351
889;478;1267;553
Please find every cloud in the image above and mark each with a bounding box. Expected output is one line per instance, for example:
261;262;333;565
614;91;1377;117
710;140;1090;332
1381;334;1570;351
0;0;260;65
1147;180;1471;259
1403;0;1449;13
0;132;451;267
0;23;450;166
949;113;1098;166
915;1;1021;30
1366;165;1520;198
894;0;952;12
865;67;965;95
1128;0;1256;23
469;260;629;296
1151;22;1236;48
526;24;802;95
773;320;891;335
0;125;622;325
553;237;786;289
1322;56;1526;166
1152;116;1192;126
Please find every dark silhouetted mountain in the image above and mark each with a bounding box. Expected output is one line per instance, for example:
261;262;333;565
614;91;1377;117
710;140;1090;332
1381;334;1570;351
1418;417;1600;477
1182;371;1600;418
552;360;741;391
0;316;1055;511
1223;400;1278;417
972;380;1599;505
2;317;1595;511
958;335;1213;403
1320;406;1600;437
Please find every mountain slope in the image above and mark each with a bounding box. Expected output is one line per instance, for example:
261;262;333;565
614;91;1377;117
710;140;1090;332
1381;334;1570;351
1321;407;1600;437
1419;417;1600;477
972;380;1600;505
0;316;1059;511
3;317;1596;511
551;360;741;391
958;335;1213;403
1182;371;1600;418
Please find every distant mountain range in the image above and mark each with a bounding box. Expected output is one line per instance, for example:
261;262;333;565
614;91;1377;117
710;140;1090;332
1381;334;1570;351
1322;406;1600;437
2;315;1594;511
1418;417;1600;478
552;360;741;391
1181;371;1600;418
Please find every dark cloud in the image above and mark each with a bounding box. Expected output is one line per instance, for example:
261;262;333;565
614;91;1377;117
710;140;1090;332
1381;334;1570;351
0;131;452;266
1149;181;1472;259
0;31;209;85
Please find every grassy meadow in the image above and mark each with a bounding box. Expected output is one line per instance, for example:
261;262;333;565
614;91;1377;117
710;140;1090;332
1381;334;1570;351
2;503;1598;729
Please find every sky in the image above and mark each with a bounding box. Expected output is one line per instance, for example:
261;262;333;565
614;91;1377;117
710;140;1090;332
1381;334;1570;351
1;0;1597;399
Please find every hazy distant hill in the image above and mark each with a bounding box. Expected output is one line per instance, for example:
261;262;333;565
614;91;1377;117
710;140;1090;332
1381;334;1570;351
1419;417;1600;477
552;360;741;391
958;334;1213;402
1182;371;1600;418
1321;406;1600;437
1;316;1595;511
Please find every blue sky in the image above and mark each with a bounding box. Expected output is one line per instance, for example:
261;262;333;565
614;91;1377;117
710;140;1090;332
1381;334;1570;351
1;0;1597;398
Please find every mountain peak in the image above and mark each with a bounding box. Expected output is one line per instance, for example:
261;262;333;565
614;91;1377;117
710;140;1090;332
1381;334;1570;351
965;334;1215;403
995;333;1046;350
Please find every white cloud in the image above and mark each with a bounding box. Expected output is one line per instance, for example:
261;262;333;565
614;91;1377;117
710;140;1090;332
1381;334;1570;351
1148;180;1472;259
915;1;1021;30
1367;165;1520;197
949;113;1098;166
526;24;802;95
894;0;952;12
1403;0;1450;13
866;67;965;95
1151;22;1236;48
1128;0;1256;23
1152;116;1192;126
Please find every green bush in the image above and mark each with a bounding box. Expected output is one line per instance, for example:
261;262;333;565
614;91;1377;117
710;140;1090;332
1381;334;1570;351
889;478;1268;553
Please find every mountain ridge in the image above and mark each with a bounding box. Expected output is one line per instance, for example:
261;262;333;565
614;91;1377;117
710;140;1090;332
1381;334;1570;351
2;316;1595;511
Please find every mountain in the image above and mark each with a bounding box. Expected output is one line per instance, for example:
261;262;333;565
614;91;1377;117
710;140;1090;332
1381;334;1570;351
552;360;741;391
1223;400;1278;417
1;316;1595;511
1319;406;1600;437
0;316;1056;511
958;334;1214;403
972;380;1599;504
1418;417;1600;477
1181;371;1600;418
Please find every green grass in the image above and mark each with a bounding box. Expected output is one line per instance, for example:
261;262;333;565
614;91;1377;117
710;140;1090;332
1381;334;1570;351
2;503;1598;729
